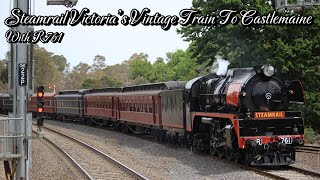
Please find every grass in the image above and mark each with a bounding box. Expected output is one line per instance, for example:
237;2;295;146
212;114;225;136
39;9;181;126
304;127;320;145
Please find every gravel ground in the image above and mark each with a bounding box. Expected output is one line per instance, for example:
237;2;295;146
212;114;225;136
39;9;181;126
42;127;134;179
29;138;85;180
0;119;317;180
42;120;270;180
0;137;84;179
293;152;320;174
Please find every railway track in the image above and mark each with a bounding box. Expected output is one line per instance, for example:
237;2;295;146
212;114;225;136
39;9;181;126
207;153;320;180
194;150;320;180
296;145;320;154
37;119;320;180
31;130;93;179
251;166;320;180
32;124;148;180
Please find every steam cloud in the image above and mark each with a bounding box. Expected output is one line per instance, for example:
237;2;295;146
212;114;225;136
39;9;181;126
210;55;230;76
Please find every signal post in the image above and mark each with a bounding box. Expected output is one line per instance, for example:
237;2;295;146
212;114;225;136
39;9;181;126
36;86;45;133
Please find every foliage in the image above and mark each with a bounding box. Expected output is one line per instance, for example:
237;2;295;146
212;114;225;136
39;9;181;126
31;45;66;92
301;92;320;131
92;55;107;70
166;50;199;81
82;76;122;89
178;0;273;67
104;62;130;86
64;62;91;90
0;59;8;86
127;50;199;84
150;57;168;82
304;127;320;144
129;53;153;82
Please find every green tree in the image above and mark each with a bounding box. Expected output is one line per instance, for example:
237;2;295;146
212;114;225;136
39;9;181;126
104;63;129;86
128;53;153;83
151;57;168;82
166;50;199;81
52;55;67;72
82;76;122;88
92;55;106;70
65;62;91;89
263;9;320;130
82;78;100;89
100;76;122;87
178;0;272;67
33;45;65;91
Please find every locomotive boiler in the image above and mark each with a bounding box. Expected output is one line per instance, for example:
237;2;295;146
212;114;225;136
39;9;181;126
187;64;305;165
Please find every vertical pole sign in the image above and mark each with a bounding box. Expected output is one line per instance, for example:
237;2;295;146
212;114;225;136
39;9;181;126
18;63;27;86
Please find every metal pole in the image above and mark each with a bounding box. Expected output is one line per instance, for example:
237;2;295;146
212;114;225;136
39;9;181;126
14;0;30;179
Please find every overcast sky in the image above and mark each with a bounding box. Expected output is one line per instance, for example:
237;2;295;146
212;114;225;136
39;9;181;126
0;0;192;67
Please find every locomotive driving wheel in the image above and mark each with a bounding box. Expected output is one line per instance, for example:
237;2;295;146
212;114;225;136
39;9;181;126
225;147;233;161
233;149;241;163
209;128;217;156
210;121;225;158
217;147;224;158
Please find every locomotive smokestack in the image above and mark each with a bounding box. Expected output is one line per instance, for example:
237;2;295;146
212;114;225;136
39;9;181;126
210;55;230;76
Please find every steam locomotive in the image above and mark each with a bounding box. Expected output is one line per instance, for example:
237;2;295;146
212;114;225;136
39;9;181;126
0;64;305;166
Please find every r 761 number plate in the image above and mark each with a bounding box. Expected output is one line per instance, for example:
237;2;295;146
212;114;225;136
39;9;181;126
280;137;292;144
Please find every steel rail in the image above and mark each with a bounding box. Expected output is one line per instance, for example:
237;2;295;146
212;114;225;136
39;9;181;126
33;124;148;180
199;149;320;180
289;166;320;178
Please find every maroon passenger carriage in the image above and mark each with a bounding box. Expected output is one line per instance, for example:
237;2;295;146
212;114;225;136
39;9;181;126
83;81;185;137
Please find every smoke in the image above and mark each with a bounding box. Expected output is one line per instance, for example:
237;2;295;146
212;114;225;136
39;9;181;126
210;55;230;76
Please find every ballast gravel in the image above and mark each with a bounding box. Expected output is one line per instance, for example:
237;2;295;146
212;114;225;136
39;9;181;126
293;152;320;175
41;120;270;180
0;137;84;180
29;138;85;180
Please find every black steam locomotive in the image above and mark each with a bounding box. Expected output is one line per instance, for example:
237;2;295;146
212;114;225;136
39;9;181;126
189;64;305;165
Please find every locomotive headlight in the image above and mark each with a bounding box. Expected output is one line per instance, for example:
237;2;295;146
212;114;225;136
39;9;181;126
262;65;275;77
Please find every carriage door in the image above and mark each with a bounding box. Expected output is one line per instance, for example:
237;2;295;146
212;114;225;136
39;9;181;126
116;97;120;120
